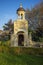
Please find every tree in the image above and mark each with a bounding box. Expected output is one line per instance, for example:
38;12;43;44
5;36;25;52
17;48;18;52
25;1;43;42
25;2;43;30
3;19;14;33
3;19;14;39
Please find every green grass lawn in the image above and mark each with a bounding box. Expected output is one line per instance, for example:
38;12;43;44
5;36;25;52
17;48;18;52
0;52;43;65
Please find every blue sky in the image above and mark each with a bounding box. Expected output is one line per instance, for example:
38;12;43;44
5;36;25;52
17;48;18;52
0;0;41;30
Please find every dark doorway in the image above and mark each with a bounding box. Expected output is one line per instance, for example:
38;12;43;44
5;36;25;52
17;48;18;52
18;34;24;46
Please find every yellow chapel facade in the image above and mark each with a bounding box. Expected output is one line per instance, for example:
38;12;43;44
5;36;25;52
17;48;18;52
11;4;32;47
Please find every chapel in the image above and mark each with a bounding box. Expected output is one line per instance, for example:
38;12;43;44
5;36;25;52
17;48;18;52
11;4;32;47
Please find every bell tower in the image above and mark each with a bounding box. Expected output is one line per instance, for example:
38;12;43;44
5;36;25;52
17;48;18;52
17;3;25;20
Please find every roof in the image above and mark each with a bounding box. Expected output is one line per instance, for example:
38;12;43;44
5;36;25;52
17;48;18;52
17;4;25;12
17;7;25;12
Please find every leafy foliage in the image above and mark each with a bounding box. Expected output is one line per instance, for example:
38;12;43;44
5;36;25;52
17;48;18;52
3;19;14;34
25;2;43;42
3;19;14;40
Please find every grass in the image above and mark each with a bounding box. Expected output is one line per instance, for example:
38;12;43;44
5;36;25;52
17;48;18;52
0;40;43;65
0;51;43;65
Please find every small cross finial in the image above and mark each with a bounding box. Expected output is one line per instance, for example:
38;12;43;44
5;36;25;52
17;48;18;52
20;3;22;8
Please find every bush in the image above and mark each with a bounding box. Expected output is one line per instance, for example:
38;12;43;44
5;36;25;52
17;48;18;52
0;43;43;55
9;47;43;55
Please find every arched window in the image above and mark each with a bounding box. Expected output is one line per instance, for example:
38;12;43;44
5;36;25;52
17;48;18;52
21;14;23;19
18;13;20;19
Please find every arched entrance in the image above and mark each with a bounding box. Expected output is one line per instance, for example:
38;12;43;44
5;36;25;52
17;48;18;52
18;34;24;46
